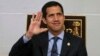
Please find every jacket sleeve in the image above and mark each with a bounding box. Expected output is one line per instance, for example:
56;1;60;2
9;36;33;56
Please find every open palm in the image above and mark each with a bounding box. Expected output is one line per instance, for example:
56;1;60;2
26;12;48;38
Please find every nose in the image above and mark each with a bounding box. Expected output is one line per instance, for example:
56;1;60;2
54;15;58;21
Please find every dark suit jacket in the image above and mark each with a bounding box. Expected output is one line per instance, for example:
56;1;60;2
9;31;87;56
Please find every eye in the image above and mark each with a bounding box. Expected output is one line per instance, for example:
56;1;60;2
57;13;63;16
48;14;54;17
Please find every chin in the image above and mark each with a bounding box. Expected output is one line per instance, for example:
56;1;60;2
49;25;63;32
52;28;62;32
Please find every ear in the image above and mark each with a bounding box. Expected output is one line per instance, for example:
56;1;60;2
42;18;47;24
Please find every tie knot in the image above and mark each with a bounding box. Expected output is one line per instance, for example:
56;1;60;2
52;37;59;42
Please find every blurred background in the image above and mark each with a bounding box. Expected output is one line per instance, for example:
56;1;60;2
0;0;100;56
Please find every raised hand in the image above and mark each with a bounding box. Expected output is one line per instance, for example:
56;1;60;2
26;12;48;39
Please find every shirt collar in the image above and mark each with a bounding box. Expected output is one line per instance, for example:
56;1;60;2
48;31;64;41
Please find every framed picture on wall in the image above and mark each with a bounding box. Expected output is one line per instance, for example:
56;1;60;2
64;16;86;44
27;15;86;45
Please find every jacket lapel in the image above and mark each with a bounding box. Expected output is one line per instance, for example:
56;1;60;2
39;31;72;56
60;32;71;56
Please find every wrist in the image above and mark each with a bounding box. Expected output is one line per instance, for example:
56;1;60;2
25;31;33;39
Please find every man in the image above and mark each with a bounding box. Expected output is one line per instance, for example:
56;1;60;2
9;1;87;56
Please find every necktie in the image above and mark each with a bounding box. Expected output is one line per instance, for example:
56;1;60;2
51;37;59;56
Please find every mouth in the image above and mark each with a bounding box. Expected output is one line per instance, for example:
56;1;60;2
52;22;60;26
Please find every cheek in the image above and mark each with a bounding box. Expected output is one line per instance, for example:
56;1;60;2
60;17;65;22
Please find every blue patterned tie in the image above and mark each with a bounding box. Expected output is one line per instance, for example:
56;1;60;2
51;37;59;56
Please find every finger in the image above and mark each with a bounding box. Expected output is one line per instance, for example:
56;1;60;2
36;12;42;21
31;13;39;22
38;12;42;25
31;13;35;20
38;12;42;21
35;12;40;21
30;13;35;23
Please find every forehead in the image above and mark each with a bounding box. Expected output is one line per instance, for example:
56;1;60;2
46;6;62;14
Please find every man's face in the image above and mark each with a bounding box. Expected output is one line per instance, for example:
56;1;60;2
44;6;65;32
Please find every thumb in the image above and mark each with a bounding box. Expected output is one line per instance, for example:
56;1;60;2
40;28;48;33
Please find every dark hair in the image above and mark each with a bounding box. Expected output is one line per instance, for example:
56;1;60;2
42;1;64;18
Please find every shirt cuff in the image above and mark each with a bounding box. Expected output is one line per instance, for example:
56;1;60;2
23;34;30;43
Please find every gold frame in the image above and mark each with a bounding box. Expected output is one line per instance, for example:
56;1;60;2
64;16;86;45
